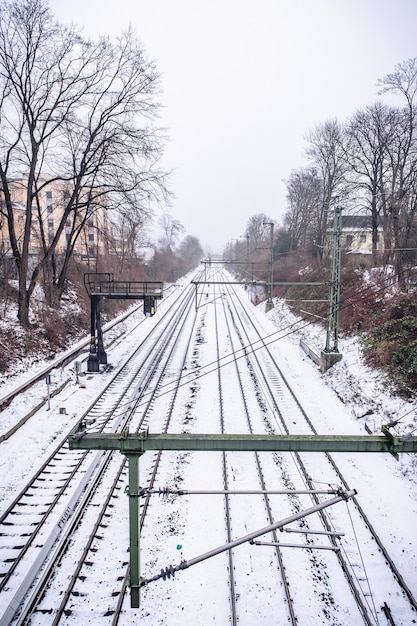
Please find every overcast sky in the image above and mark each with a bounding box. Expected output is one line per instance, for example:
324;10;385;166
49;0;417;253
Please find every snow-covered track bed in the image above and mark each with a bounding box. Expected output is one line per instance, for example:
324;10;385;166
215;281;295;624
222;275;417;625
214;279;354;624
0;276;200;625
0;283;180;440
136;276;356;625
2;269;416;625
111;270;417;626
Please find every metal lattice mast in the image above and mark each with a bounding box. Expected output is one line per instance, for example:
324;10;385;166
263;221;274;310
325;206;342;353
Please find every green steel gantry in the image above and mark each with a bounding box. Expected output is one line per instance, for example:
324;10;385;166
191;280;324;311
68;427;417;608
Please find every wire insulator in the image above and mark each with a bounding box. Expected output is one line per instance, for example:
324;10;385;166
161;565;175;580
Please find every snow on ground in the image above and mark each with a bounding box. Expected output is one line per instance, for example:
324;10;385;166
133;287;417;625
1;285;417;624
264;299;417;577
266;298;417;467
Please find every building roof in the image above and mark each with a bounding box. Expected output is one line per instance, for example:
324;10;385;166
327;215;383;231
341;215;373;229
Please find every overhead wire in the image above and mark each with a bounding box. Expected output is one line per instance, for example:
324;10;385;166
135;283;394;409
127;259;417;425
343;501;381;625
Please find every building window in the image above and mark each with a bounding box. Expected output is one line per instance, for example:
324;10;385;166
346;235;353;245
360;234;367;243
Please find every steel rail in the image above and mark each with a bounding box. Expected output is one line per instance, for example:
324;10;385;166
225;272;417;622
213;281;238;626
0;277;198;625
15;449;122;626
219;280;298;624
0;283;178;413
48;276;199;624
0;298;178;552
6;268;414;624
111;275;202;623
224;276;378;625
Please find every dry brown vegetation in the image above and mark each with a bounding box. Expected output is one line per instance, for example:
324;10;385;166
2;248;417;396
268;254;417;396
0;242;204;377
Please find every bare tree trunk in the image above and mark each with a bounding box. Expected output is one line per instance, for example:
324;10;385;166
0;2;168;325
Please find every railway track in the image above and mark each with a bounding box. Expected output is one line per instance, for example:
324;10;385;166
0;284;182;446
192;276;362;624
0;274;201;624
221;273;417;624
0;283;179;424
0;269;416;625
214;280;295;624
136;270;417;625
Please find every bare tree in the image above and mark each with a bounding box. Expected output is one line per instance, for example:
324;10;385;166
244;213;275;252
284;167;321;253
0;0;168;324
342;102;397;265
177;235;204;272
305;119;347;261
116;203;152;272
377;58;417;287
158;212;185;249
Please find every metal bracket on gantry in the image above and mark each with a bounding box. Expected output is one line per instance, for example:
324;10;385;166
84;273;163;372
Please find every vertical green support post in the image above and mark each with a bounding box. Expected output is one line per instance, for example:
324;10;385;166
246;235;250;279
269;224;274;302
325;206;342;353
127;454;141;608
264;221;274;311
195;283;198;311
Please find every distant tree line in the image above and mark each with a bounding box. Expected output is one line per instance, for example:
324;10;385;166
282;58;417;290
223;58;417;396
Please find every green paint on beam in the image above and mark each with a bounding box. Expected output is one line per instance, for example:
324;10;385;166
68;431;417;455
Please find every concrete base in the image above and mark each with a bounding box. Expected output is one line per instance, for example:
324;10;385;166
265;301;274;313
320;350;342;374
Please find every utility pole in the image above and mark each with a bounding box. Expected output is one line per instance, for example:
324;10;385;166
246;234;250;278
263;222;274;312
321;206;343;372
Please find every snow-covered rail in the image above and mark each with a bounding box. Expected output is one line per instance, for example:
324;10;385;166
0;283;178;421
137;269;417;625
1;269;416;626
0;275;200;625
214;279;296;624
222;273;417;625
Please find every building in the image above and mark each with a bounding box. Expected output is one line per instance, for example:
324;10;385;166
0;175;123;276
325;215;384;262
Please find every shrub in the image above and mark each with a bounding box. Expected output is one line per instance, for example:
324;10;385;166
361;295;417;396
